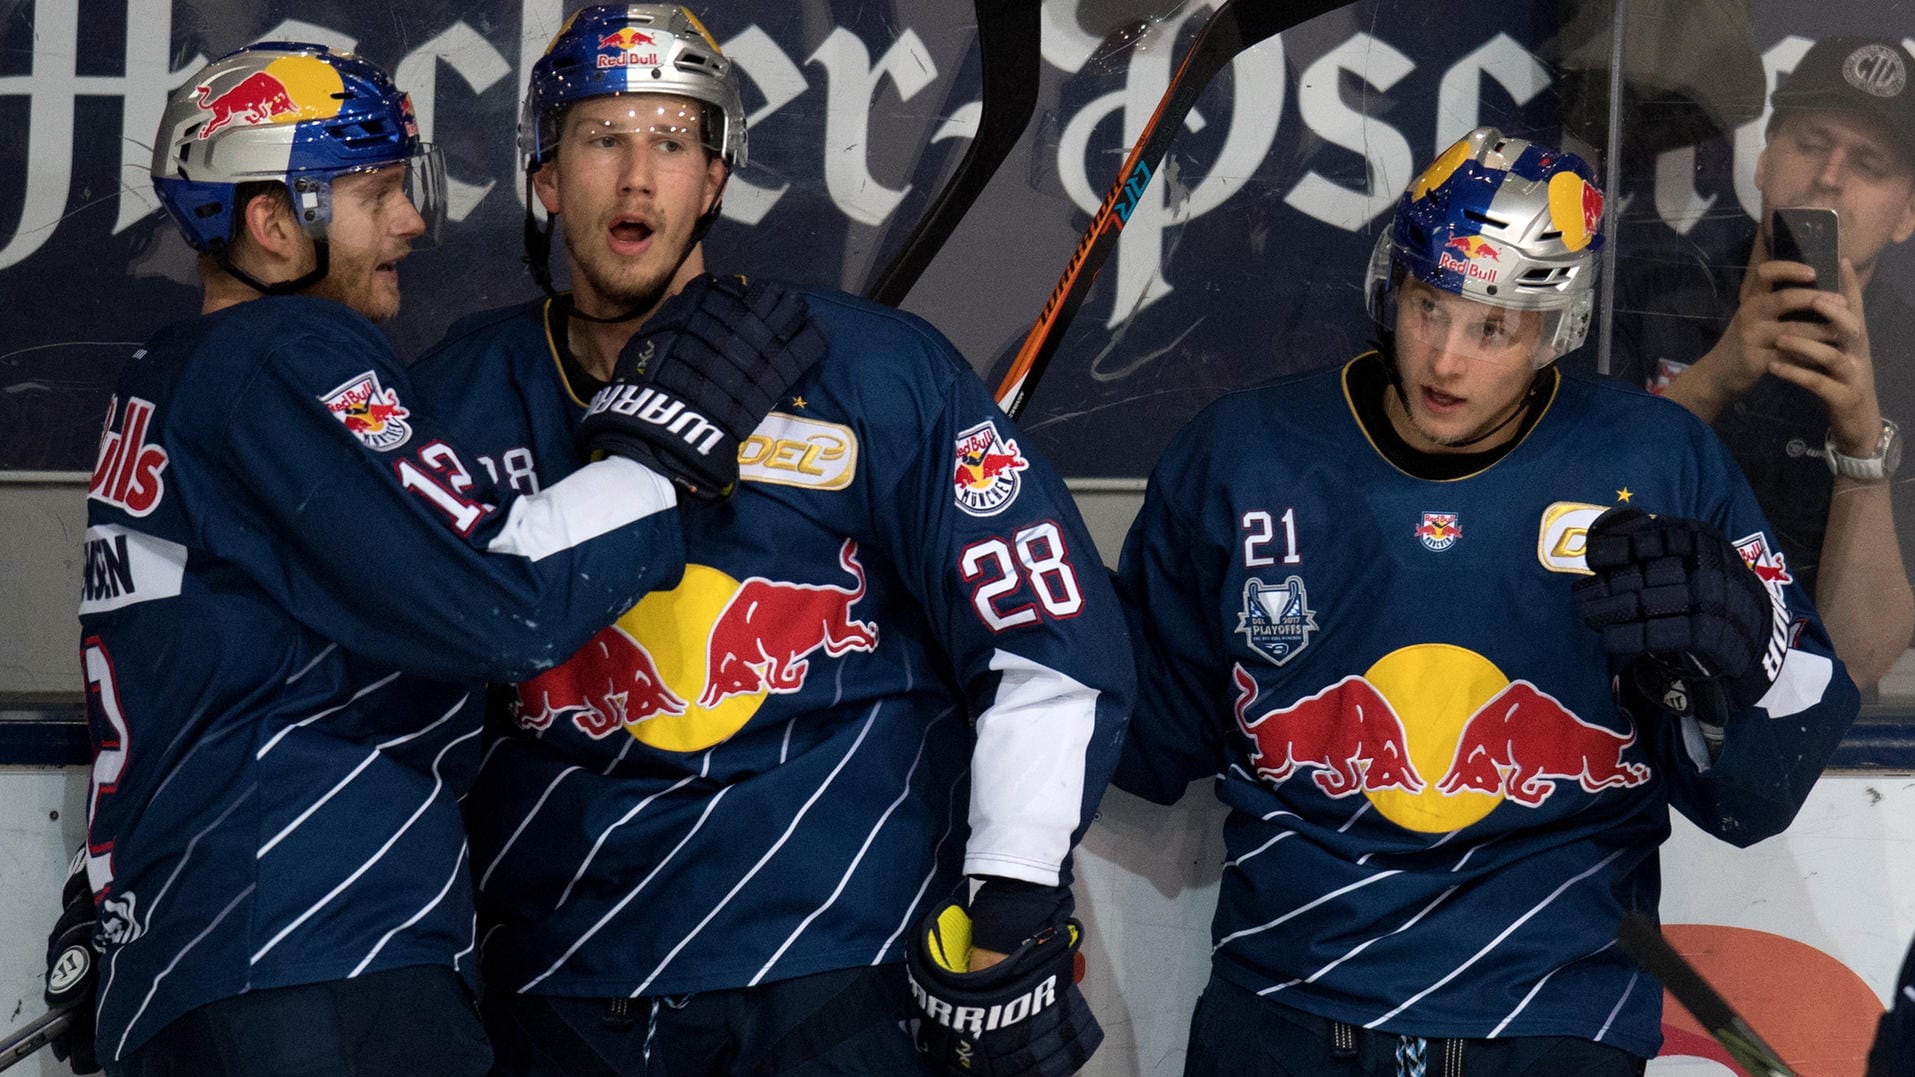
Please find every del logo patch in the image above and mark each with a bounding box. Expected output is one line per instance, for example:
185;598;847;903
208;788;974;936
1237;576;1319;666
1414;511;1461;551
320;371;413;451
952;421;1028;517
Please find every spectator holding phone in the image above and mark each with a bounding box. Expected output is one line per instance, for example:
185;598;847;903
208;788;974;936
1615;35;1915;689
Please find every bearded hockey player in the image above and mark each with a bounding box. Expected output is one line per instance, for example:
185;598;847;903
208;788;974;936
47;40;820;1075
1114;128;1859;1074
406;6;1130;1075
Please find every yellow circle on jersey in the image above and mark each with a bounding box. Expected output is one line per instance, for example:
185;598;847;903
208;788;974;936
1363;643;1508;832
615;563;762;753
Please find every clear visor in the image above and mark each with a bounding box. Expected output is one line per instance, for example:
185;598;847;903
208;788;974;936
551;97;720;175
297;145;447;248
1386;281;1557;368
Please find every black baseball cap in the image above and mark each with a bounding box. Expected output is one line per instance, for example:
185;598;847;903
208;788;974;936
1769;36;1915;166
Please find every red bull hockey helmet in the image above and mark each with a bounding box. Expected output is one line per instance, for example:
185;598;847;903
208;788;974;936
1365;127;1605;366
522;4;747;174
151;42;446;254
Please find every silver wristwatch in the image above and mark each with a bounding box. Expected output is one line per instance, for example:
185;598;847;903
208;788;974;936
1825;418;1902;481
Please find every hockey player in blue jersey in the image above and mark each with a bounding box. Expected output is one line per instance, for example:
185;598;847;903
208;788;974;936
1115;127;1861;1074
405;6;1131;1075
42;41;824;1076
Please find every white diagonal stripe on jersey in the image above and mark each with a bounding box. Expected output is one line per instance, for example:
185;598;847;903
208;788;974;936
554;772;701;909
284;643;339;686
352;843;471;976
872;762;971;965
1214;871;1403;953
256;671;404;758
1594;961;1639;1043
631;702;883;997
478;765;584;892
454;913;477;973
97;784;258;1046
114;883;256;1060
1489;938;1613;1036
259;694;467;857
750;708;954;986
251;726;480;964
518;785;735;993
1226;829;1296;870
1365;847;1627;1029
1260;886;1459;997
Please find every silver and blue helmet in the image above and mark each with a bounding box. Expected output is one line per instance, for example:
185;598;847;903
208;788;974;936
151;42;444;254
1365;127;1606;366
521;4;747;175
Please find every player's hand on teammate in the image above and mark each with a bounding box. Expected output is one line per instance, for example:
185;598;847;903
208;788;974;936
43;850;101;1074
577;273;829;501
905;886;1102;1077
1572;507;1778;709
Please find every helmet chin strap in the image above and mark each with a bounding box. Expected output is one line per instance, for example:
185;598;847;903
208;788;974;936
214;239;331;297
523;170;731;327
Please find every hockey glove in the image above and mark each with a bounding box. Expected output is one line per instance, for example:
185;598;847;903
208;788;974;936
906;900;1102;1077
1571;507;1780;710
43;850;100;1074
576;274;829;501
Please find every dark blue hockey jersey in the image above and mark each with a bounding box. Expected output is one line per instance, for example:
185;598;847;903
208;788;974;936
409;289;1132;998
1115;355;1858;1058
79;296;685;1059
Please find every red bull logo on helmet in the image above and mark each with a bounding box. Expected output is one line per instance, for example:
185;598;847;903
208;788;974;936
1547;170;1603;252
318;372;413;452
1234;644;1650;833
1436;235;1501;284
515;540;879;752
953;421;1029;518
596;27;662;69
194;54;347;140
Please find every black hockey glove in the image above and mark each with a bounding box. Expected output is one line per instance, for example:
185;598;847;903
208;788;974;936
906;900;1102;1077
1571;507;1780;710
44;850;100;1074
576;274;828;501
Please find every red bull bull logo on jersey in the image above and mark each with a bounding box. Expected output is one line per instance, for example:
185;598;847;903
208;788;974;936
1413;511;1461;552
596;27;661;68
318;372;414;451
194;54;347;140
953;421;1029;518
514;541;881;752
1234;644;1651;832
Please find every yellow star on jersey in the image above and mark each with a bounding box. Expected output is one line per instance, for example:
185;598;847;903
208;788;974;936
1616;488;1633;503
790;395;807;409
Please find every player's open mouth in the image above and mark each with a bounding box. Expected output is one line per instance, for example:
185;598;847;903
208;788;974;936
1423;386;1464;412
608;215;654;256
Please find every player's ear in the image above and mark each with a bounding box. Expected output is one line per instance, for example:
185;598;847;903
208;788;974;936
532;162;563;217
699;158;726;217
240;188;301;260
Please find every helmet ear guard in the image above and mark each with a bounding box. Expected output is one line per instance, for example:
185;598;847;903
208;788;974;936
1364;126;1606;368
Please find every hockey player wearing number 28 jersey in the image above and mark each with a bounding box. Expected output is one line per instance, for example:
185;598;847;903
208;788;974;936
58;41;821;1077
1117;130;1860;1073
410;7;1131;1076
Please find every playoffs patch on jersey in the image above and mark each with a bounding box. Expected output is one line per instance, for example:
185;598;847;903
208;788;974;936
1237;576;1319;666
953;421;1028;517
319;371;414;451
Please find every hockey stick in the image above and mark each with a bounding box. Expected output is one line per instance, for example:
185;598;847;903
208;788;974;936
1615;914;1799;1077
993;0;1347;420
861;0;1040;308
0;1006;74;1073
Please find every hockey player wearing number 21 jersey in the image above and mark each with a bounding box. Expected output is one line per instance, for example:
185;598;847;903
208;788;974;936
409;7;1130;1076
56;41;822;1077
1116;129;1859;1074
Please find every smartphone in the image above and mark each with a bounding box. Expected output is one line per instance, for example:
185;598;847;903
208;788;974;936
1770;207;1840;323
